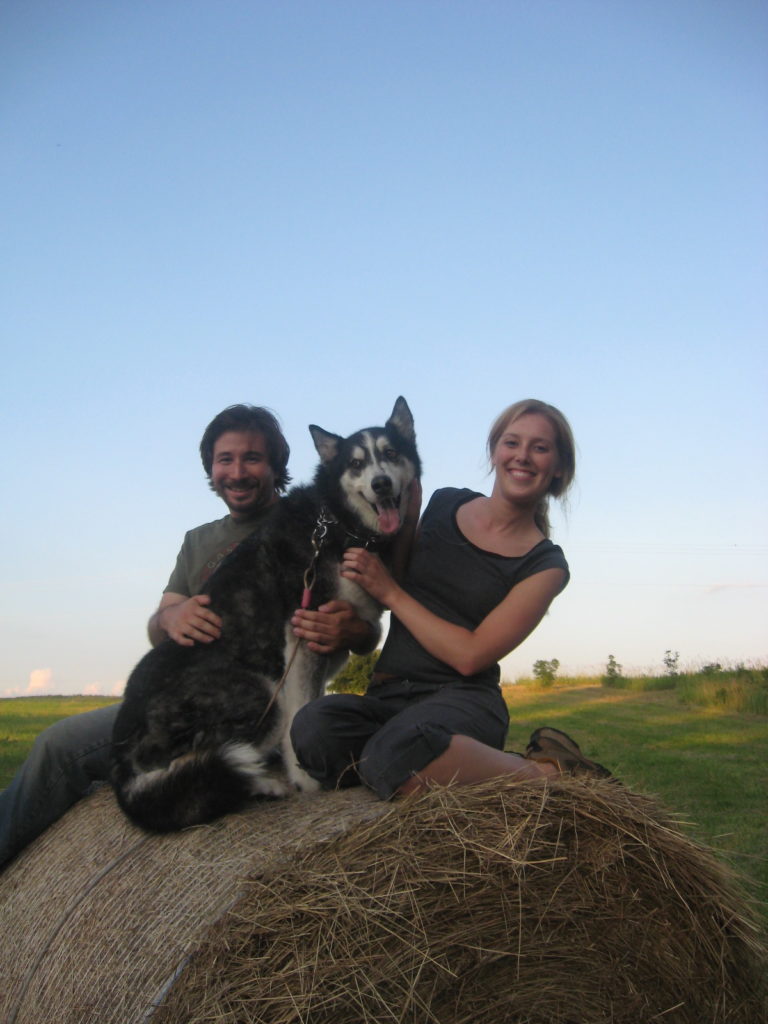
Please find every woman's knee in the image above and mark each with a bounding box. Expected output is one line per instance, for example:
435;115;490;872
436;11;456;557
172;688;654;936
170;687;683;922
290;695;384;789
357;719;454;798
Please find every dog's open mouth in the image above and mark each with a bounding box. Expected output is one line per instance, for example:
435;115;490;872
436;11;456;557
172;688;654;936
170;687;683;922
371;497;402;535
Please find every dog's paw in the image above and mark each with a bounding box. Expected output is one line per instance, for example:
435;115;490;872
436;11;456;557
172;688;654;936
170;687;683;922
294;774;321;794
249;774;292;799
287;765;321;794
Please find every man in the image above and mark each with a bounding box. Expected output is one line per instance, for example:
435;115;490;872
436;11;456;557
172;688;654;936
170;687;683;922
0;404;372;868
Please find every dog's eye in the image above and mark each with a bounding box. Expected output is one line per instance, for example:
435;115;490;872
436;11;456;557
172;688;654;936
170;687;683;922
349;458;364;470
383;449;399;462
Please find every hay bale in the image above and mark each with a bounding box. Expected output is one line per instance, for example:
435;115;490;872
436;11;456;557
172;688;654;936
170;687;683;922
1;780;765;1024
155;779;767;1024
0;784;390;1024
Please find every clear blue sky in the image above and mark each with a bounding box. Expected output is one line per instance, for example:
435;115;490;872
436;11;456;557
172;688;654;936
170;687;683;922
2;0;766;696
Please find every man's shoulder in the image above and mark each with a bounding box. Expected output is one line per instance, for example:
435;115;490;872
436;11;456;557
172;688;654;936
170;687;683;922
173;512;274;594
181;514;261;549
184;514;233;541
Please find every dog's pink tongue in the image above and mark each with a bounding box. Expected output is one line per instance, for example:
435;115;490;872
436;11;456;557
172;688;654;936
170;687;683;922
377;507;401;535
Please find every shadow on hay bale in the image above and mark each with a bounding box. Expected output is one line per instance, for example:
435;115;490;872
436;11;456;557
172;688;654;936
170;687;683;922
1;779;765;1024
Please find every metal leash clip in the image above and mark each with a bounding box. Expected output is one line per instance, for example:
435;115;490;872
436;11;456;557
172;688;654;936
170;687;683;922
301;509;334;608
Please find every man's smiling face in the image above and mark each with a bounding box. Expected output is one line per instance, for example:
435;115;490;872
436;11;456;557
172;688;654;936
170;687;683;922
209;430;279;520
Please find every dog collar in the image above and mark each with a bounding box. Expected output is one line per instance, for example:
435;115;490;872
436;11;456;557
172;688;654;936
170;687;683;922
301;508;379;609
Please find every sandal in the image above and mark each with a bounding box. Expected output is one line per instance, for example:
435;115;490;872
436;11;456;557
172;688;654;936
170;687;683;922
526;727;585;760
525;727;612;779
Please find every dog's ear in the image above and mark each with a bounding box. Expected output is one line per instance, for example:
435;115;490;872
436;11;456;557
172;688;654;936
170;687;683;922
309;425;342;464
386;397;415;442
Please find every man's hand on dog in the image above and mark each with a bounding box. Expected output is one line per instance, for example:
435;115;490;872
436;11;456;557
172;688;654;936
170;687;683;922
158;595;223;646
291;600;375;655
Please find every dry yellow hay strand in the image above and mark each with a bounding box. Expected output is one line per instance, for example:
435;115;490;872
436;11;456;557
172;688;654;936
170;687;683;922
154;777;767;1024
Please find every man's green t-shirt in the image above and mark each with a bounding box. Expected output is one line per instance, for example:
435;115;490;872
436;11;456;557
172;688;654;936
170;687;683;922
164;514;263;597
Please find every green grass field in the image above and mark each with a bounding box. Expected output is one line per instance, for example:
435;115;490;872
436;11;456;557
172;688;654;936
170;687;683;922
0;696;119;789
1;686;766;926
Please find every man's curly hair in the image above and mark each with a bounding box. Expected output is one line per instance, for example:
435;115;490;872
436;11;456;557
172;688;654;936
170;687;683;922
199;405;291;493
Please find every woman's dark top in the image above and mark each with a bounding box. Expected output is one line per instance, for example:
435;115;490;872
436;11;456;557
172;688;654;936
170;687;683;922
373;487;569;689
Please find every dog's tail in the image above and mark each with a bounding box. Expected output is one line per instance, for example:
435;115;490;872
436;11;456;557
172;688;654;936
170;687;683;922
111;743;287;833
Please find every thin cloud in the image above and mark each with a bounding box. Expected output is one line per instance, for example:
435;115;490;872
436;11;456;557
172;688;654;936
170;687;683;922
28;668;52;693
83;680;126;697
706;584;766;595
1;668;54;699
0;671;125;699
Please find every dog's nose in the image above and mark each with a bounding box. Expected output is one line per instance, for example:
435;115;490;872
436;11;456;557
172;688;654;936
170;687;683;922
371;475;394;496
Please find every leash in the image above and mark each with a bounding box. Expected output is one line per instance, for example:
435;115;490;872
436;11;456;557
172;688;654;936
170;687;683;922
253;507;339;732
253;505;380;735
300;506;335;608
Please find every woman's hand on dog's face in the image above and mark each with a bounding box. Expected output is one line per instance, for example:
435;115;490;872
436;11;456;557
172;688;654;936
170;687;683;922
160;595;223;646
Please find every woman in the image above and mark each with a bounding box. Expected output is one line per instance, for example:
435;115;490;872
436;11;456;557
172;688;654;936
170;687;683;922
290;399;610;798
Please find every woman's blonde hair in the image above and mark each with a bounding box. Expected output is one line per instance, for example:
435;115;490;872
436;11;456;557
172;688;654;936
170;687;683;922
486;399;576;537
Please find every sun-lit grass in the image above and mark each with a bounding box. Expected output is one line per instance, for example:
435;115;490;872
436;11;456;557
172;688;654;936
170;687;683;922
515;672;682;692
675;666;768;715
513;673;605;689
513;663;768;711
0;696;119;788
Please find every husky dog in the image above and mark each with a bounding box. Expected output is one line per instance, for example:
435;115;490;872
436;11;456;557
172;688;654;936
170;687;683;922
111;398;420;832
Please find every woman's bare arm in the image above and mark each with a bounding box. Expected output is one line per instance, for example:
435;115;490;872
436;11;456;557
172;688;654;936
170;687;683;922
340;548;566;677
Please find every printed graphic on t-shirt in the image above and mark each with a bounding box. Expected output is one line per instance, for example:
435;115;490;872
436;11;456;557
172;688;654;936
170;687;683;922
200;541;242;585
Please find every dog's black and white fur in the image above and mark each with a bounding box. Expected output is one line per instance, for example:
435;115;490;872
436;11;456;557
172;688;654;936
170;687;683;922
110;398;420;833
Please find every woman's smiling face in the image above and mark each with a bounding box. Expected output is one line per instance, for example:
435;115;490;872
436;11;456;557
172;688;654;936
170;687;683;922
491;412;562;502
